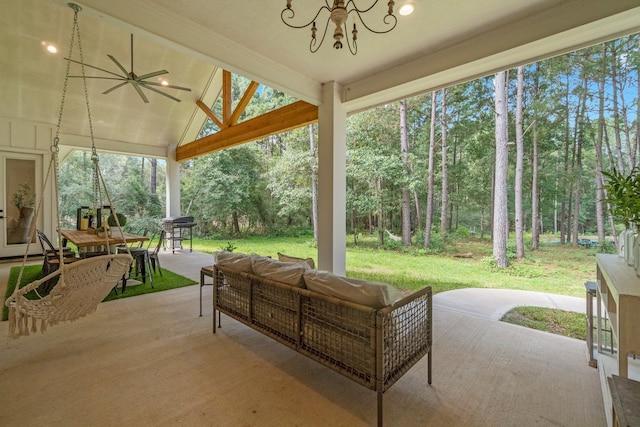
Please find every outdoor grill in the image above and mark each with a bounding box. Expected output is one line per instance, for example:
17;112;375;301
161;216;196;253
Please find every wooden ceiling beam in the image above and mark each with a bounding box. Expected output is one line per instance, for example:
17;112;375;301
222;70;232;127
176;100;318;161
196;100;223;129
230;81;260;126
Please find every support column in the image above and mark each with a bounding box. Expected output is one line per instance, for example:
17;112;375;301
166;144;181;217
317;82;347;275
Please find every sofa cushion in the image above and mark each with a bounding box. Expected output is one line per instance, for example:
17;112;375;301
277;252;315;269
303;270;402;309
213;251;254;274
252;256;309;288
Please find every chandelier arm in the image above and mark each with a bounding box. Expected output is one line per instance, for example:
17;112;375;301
345;0;379;14
281;5;331;29
139;82;183;102
310;15;332;53
344;23;358;55
348;8;397;34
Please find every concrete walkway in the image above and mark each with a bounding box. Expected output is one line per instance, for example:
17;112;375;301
154;250;589;323
433;288;587;320
153;250;589;322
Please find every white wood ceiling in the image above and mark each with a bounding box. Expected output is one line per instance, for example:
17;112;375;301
3;0;640;156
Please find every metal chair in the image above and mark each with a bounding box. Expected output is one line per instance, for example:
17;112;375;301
36;229;77;276
148;230;165;276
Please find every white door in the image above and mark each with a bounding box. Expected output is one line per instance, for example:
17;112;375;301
0;152;42;258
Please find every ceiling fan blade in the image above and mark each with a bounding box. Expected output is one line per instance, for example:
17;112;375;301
69;76;127;81
64;58;124;78
131;81;150;103
102;81;129;95
107;55;130;76
136;70;169;80
143;81;192;92
139;82;182;102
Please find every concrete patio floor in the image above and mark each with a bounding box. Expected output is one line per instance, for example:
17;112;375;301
0;249;605;426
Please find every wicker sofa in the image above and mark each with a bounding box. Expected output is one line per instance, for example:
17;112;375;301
211;252;432;427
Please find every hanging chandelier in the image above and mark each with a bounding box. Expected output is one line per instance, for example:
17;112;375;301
281;1;406;55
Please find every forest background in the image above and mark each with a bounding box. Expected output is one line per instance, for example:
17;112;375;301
58;33;639;268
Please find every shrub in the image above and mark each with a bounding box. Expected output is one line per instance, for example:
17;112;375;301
107;212;127;227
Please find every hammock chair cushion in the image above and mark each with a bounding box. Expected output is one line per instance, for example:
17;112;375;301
6;253;133;338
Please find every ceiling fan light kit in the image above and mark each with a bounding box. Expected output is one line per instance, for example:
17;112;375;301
64;3;191;103
281;0;412;55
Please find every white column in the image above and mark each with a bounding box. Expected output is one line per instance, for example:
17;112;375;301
165;144;181;218
317;82;347;275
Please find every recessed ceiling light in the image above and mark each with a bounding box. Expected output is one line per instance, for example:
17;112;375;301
161;80;169;86
42;41;58;53
399;1;415;16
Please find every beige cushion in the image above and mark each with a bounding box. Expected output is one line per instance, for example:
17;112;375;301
252;256;309;288
277;252;315;269
303;270;402;309
213;251;254;274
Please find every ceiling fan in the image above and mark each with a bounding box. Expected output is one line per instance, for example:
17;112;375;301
66;34;191;103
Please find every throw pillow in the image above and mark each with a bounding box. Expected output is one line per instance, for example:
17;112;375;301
277;252;315;269
252;256;309;288
213;251;254;274
303;270;402;309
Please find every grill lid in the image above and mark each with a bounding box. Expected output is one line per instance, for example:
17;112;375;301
162;216;194;224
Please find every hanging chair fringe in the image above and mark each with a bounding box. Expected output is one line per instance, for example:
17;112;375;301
6;254;132;339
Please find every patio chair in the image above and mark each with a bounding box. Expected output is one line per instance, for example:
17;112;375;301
36;229;77;276
148;230;165;276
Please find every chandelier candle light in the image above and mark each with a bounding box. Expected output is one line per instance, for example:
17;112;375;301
281;0;409;55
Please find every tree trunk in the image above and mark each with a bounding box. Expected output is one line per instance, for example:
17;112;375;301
232;211;240;234
309;124;319;242
531;62;540;251
515;66;525;259
424;92;437;248
449;135;458;232
560;73;570;245
440;89;449;240
400;100;411;245
610;42;626;174
493;71;509;268
572;75;587;246
150;158;157;194
595;44;607;244
377;177;384;245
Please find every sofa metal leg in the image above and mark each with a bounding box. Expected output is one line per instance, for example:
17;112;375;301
428;348;432;385
377;391;383;427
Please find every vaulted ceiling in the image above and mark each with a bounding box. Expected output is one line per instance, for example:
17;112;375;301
3;0;640;159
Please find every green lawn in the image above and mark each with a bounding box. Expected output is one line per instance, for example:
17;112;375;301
3;263;196;321
192;233;599;339
190;234;598;297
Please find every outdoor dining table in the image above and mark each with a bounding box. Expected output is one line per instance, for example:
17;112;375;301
61;229;151;292
61;229;149;248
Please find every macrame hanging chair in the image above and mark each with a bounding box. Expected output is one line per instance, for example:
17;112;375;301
5;4;133;338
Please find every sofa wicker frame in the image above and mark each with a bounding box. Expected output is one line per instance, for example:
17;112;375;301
212;265;432;427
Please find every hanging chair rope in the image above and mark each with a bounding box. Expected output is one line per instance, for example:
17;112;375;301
5;4;133;338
